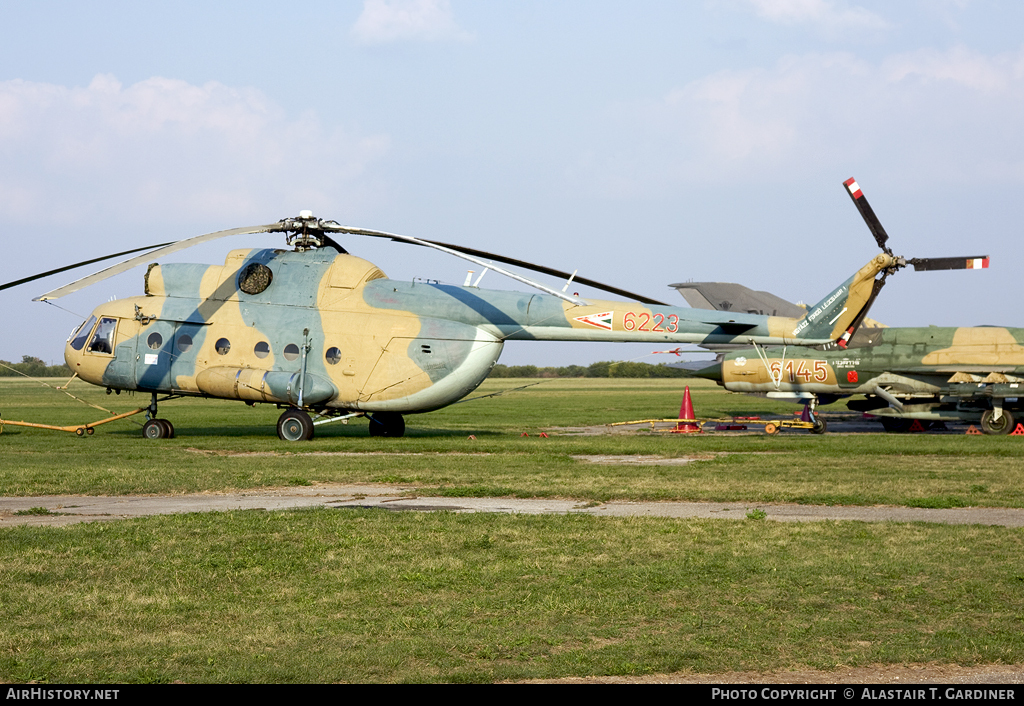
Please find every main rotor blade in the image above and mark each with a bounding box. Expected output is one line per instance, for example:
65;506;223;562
421;238;669;306
0;243;173;293
33;223;281;301
909;256;990;272
326;224;668;306
843;177;891;253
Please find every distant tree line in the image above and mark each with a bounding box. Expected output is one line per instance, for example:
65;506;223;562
0;355;687;380
0;356;73;377
489;361;689;378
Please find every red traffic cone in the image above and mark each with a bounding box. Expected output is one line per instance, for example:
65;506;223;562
673;386;700;433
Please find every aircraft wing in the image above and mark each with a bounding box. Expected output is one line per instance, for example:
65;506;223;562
669;281;807;319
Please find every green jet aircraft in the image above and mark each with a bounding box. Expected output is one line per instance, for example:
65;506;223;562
692;323;1022;435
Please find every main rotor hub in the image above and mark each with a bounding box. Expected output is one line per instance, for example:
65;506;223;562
274;212;345;252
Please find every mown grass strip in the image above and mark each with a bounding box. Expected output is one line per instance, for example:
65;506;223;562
3;378;1024;507
2;508;1023;683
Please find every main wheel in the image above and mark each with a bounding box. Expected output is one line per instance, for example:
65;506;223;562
368;412;405;438
811;418;828;434
277;409;314;441
143;418;167;439
981;409;1015;435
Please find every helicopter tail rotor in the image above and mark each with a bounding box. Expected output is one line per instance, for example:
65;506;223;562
843;177;989;275
906;256;989;272
843;177;892;255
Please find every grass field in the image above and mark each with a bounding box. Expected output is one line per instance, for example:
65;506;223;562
2;377;1022;507
2;377;1024;683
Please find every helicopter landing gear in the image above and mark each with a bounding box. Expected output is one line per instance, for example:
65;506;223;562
368;412;405;438
142;393;175;439
277;408;314;441
142;418;174;439
981;408;1015;435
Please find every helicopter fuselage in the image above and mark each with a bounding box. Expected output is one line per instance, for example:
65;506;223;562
63;246;848;416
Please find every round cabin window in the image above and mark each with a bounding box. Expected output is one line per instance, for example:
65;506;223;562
254;341;270;359
147;332;163;350
325;347;342;365
177;334;193;353
238;263;273;295
283;344;300;362
215;338;231;355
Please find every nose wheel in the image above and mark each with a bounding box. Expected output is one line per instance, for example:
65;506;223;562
142;394;175;439
803;399;828;434
142;418;175;439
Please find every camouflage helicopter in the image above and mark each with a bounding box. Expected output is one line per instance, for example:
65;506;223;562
685;180;1011;434
3;189;964;441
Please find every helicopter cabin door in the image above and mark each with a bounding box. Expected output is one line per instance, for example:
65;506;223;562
135;321;205;392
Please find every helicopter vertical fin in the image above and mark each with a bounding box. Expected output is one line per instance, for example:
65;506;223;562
789;254;895;342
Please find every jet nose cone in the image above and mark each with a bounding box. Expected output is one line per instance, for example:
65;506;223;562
691;362;723;382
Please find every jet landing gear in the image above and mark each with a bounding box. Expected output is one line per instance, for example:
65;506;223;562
368;412;405;438
142;394;175;439
981;408;1015;436
803;399;827;435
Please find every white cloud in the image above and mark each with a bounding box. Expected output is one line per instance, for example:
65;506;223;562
0;74;391;226
746;0;890;33
567;45;1024;196
351;0;473;45
884;44;1024;92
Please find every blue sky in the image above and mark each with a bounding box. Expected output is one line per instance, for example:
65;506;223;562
2;1;1022;367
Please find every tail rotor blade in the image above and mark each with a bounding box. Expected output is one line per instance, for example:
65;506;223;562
909;256;990;272
843;177;891;253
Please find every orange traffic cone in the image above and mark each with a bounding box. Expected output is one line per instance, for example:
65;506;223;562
966;425;982;435
673;386;700;433
1010;424;1024;436
908;420;926;432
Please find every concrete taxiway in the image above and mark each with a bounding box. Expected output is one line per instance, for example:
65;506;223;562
3;483;1023;527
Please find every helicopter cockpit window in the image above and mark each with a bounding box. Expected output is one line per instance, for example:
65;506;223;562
215;338;231;355
238;263;273;295
69;316;97;351
87;317;117;354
